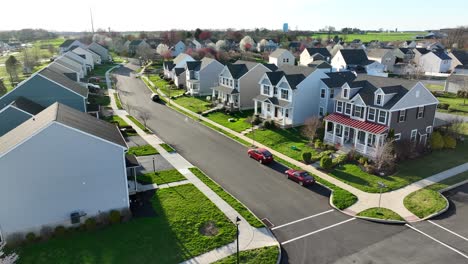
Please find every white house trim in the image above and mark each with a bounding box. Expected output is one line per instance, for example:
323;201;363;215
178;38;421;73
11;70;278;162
9;105;35;117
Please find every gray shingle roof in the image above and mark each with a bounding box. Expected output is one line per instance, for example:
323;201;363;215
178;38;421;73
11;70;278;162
254;94;291;107
265;71;284;85
226;64;249;79
354;74;417;90
269;48;291;58
366;48;392;59
233;60;258;71
432;50;451;60
285;74;306;89
186;61;201;71
0;103;127;154
279;64;315;76
38;68;88;98
174;68;185;76
306;48;331;58
11;97;45;115
451;50;468;65
339;49;370;65
59;39;76;48
321;71;357;88
414;48;430;55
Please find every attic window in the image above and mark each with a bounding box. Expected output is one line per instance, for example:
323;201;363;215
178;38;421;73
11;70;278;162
343;88;349;99
376;94;383;105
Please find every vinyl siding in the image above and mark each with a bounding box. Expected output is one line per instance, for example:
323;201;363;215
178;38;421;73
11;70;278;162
389;104;436;141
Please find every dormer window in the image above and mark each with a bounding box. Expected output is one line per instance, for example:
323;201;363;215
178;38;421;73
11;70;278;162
376;94;383;106
263;85;270;95
343;88;349;99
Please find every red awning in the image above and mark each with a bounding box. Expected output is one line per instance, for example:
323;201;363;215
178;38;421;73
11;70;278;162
324;113;388;134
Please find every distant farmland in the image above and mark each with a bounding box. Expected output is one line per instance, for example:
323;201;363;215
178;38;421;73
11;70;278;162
303;32;426;42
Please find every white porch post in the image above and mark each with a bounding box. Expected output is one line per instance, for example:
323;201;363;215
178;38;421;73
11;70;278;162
254;100;258;115
212;89;215;98
341;126;346;146
325;120;329;139
354;129;359;148
364;132;369;154
375;134;380;150
282;108;286;126
332;122;336;143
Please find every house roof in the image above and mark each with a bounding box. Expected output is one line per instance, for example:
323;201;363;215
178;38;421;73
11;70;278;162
279;64;315;76
354;74;417;90
0;103;127;155
129;40;143;46
321;71;357;88
200;57;220;70
11;97;45;115
451;50;468;65
432;50;452;60
414;48;430;55
38;68;88;98
265;71;284;85
47;62;78;81
59;39;77;48
54;57;82;73
186;61;202;71
233;60;258;71
254;94;291;107
125;154;140;168
307;60;332;69
163;61;175;71
263;63;278;71
173;53;193;65
226;63;249;79
325;113;388;134
269;48;291;58
339;49;371;65
212;85;239;94
285;74;306;89
87;42;108;56
305;48;331;58
366;48;392;59
174;68;185;76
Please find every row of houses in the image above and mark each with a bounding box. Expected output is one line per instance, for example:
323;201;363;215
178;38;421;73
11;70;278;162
162;50;440;159
0;40;132;243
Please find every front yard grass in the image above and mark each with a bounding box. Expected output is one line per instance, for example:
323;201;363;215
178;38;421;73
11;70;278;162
137;169;186;185
126;115;150;133
148;74;186;97
16;184;236;264
425;84;444;91
404;189;447;219
172;96;212;113
357;207;404;221
101;115;136;135
90;63;118;77
128;145;159;156
88;94;110;106
114;93;123;109
205;110;254;133
189;167;265;228
437;95;468;115
213;246;278;264
160;143;175;152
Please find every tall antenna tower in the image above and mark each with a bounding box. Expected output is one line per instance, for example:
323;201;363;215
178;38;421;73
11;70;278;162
90;8;95;33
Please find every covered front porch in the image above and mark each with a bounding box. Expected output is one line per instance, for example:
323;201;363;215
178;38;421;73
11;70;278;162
186;80;200;95
212;86;240;110
254;98;293;128
323;113;388;158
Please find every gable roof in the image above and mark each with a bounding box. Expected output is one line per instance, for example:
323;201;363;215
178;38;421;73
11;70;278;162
354;74;417;90
226;63;249;79
366;48;393;59
284;74;306;89
186;61;202;71
431;50;451;60
307;60;332;69
53;58;82;74
174;68;185;76
305;48;331;58
87;42;108;56
265;71;285;85
263;63;278;71
279;64;315;76
233;60;258;71
0;103;126;155
451;50;468;65
47;62;78;81
200;57;220;70
129;40;143;46
173;53;193;65
38;68;88;98
321;71;357;88
414;48;430;55
59;39;77;48
11;97;45;115
163;61;175;71
339;49;370;65
269;48;292;58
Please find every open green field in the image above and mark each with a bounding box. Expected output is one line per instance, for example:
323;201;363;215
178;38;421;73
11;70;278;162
307;32;424;42
137;169;186;185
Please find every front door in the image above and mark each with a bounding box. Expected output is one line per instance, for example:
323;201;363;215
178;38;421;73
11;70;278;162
274;107;279;118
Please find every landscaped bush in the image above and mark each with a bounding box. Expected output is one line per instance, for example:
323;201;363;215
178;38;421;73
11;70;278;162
109;210;121;224
302;152;312;164
347;149;359;161
54;226;66;237
444;135;457;149
85;218;97;231
332;154;347;166
325;144;336;151
320;156;333;171
97;211;110;225
437;103;449;110
364;162;377;174
40;226;53;240
314;139;323;149
262;120;275;129
251;115;261;125
430;131;445;150
26;232;37;243
358;156;368;165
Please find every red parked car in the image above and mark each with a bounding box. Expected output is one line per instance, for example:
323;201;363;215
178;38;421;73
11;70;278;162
285;169;315;186
247;148;274;164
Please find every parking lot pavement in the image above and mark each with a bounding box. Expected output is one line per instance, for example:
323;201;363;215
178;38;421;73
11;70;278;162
136;155;174;174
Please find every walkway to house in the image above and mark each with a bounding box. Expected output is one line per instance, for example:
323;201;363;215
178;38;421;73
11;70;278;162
141;74;468;223
106;69;278;264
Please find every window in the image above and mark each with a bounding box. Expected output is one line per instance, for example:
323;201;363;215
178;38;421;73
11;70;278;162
229;79;233;87
330;89;334;98
263;85;270;95
345;103;352;115
266;103;271;112
368;108;376;121
399;110;406;122
234;80;239;88
281;89;289;100
353;106;363;118
285;109;289;118
343;88;349;98
417;106;424;119
273;87;278;95
378;111;387;124
337;101;343;113
319;107;324;116
394;133;401;141
410;129;417;142
426;126;432;134
367;134;376;147
376;94;383;105
335;124;342;136
320;88;326;98
286;58;289;63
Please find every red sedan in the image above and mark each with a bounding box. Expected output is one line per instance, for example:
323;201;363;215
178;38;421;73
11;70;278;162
285;169;315;186
247;148;274;164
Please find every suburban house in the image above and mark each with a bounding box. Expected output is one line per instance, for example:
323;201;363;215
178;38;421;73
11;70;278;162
257;39;278;52
299;48;332;66
445;74;468;93
188;39;202;50
185;58;224;96
169;53;195;78
449;50;468;75
212;60;277;111
163;61;176;79
400;40;417;48
55;55;86;79
0;97;44;136
63;51;88;74
0;68;88;112
59;39;86;54
173;68;186;89
366;49;396;72
269;49;295;67
47;61;80;83
418;50;452;74
394;48;415;63
72;47;97;69
331;49;387;77
171;41;186;57
323;75;439;158
87;42;110;62
317;71;357;117
412;48;431;64
0;103;129;242
128;40;150;56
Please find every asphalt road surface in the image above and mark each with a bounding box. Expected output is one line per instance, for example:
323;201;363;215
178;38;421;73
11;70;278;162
115;63;468;264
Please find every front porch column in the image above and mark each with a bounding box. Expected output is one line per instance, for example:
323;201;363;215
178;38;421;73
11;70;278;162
341;126;346;146
212;89;215;98
254;100;258;115
332;122;336;143
354;129;359;148
282;108;286;126
325;120;329;140
375;134;381;150
364;132;369;154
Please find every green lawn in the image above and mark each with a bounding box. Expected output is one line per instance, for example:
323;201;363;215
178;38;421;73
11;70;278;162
437;94;468;115
16;184;236;264
114;93;123;109
126;115;150;133
172;96;212;113
205;110;254;133
214;246;278;264
90;64;118;77
425;84;445;91
357;208;404;221
160;143;175;152
102;115;128;127
137;169;186;185
307;32;423;42
404;189;447;218
88;94;110;106
148;74;186;97
189;167;265;228
128;145;159;156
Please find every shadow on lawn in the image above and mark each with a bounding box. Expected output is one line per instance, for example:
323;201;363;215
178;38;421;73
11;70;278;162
331;168;372;188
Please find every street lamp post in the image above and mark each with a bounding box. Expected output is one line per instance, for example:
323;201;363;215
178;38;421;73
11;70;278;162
236;216;241;264
377;181;387;214
152;156;156;173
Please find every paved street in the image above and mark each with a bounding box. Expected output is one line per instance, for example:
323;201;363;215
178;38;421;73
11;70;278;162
114;63;468;263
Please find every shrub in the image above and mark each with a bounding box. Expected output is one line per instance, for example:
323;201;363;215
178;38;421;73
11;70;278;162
97;211;110;225
302;152;312;164
358;156;368;165
262;120;275;129
444;135;457;149
40;226;53;240
320;156;333;171
54;226;66;236
326;144;336;151
7;232;24;247
332;154;347;166
26;232;37;243
347;149;358;161
437;103;449;110
364;162;377;174
109;210;121;224
85;218;97;230
314;139;323;149
251;115;261;125
430;131;444;150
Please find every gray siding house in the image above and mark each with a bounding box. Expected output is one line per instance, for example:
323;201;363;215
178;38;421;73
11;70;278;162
0;68;88;112
185;58;224;96
323;75;438;158
87;42;110;62
0;103;129;243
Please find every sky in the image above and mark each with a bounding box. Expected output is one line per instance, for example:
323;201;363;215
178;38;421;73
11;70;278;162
0;0;467;32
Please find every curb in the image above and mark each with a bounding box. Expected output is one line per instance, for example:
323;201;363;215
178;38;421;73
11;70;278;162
439;179;468;193
355;215;406;224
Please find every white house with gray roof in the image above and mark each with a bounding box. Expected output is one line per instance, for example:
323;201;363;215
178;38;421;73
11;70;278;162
55;55;86;79
185;57;224;96
63;51;88;74
87;42;110;62
59;39;86;54
269;48;295;67
0;103;129;243
418;50;452;74
72;47;96;69
299;48;332;66
331;49;387;77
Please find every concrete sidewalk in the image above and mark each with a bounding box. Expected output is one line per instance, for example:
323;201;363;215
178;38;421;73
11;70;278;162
108;80;278;263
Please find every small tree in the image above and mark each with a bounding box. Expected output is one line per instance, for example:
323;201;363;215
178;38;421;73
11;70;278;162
5;55;20;84
138;110;151;128
320;156;333;170
302;117;322;145
302;152;312;164
430;131;445;150
374;140;396;173
0;78;7;95
0;243;18;264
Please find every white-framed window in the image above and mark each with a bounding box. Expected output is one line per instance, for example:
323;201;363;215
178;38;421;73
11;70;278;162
335;124;342;136
280;89;289;100
417;106;424;119
337;101;343;113
320;88;326;98
285;108;289;118
410;129;418;142
266;103;271;112
426;126;432;134
354;106;363;118
234;80;239;88
399;110;406;122
345;103;352;115
394;133;401;141
368;108;376;121
330;89;334;98
343;88;349;98
273;87;278;95
263;85;270;95
229;79;233;87
378;111;387;124
376;94;383;106
319;107;324;116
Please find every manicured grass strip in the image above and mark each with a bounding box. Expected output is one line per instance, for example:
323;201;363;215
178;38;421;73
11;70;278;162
128;145;159;156
137;169;186;185
160;143;175;152
213;246;279;264
189;167;265;228
404;189;447;219
114;93;123;109
16;184;236;264
126;115;150;133
102;115;128;127
88;94;110;106
357;208;404;221
205;110;254;133
172;96;212;113
91;63;119;76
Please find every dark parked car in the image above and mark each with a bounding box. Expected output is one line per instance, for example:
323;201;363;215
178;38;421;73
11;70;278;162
285;169;315;186
151;93;160;102
247;148;273;164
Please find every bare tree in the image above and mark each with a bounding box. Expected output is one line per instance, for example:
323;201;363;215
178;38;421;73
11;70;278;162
0;243;18;264
138;110;151;128
302;117;322;144
444;26;466;49
374;140;396;172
